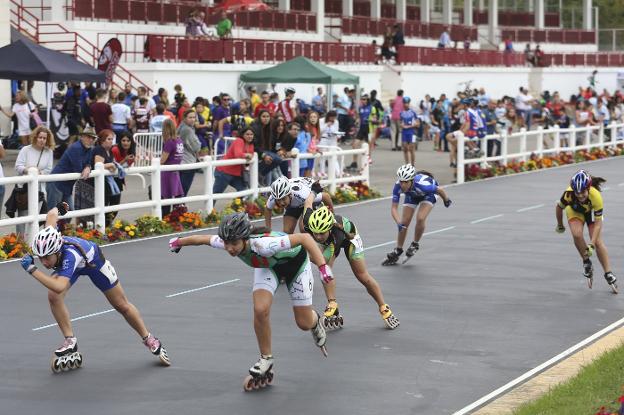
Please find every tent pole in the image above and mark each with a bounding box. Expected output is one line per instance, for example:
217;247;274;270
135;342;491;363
46;82;51;128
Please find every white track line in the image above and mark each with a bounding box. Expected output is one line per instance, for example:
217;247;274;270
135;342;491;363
32;309;116;331
452;316;624;415
470;214;504;224
516;204;545;213
364;226;456;252
31;278;241;331
618;182;624;186
165;278;240;298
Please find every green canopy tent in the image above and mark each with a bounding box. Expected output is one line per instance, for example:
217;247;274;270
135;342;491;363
239;56;359;110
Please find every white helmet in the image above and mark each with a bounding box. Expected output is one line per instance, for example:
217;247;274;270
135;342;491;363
31;226;63;257
270;176;291;200
396;164;416;181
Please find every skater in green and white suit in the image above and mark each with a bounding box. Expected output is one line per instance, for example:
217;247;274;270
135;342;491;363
302;200;400;330
169;213;332;384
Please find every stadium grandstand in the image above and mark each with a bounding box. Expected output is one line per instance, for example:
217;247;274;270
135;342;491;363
2;0;622;102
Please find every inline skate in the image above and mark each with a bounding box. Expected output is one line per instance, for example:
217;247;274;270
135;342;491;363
323;299;344;330
401;241;419;264
243;355;275;391
143;333;171;366
382;248;403;266
605;272;618;294
311;311;328;357
379;304;400;329
51;336;82;373
583;259;593;289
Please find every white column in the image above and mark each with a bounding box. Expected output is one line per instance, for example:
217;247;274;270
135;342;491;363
278;0;290;12
442;0;453;25
464;0;473;26
488;0;498;45
200;0;215;6
528;0;534;12
534;0;544;29
582;0;593;30
396;0;407;21
371;0;381;19
50;0;66;20
0;0;11;137
343;0;353;17
312;0;325;38
478;0;485;10
420;0;430;23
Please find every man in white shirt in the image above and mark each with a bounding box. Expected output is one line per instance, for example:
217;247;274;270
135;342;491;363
111;92;133;141
515;87;533;128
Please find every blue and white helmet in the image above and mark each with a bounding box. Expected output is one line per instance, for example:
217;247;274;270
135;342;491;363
571;170;592;193
31;226;63;257
396;164;416;181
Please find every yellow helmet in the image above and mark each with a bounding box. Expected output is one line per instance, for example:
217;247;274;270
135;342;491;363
308;206;334;234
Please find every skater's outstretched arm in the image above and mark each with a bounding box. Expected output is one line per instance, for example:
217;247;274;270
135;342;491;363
555;204;565;232
20;254;71;294
45;202;69;228
169;234;215;252
436;188;451;207
321;192;333;211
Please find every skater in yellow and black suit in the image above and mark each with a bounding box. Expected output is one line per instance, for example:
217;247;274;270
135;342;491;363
302;197;399;329
555;169;617;293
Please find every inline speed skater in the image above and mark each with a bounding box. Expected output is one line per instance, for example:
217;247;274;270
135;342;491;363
383;165;452;266
303;203;399;330
555;170;617;293
169;213;332;391
20;203;171;373
265;176;333;234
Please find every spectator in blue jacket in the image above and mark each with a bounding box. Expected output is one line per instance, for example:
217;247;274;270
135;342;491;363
46;127;96;210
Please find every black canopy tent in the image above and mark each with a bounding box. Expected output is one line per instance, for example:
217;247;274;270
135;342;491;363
0;34;106;125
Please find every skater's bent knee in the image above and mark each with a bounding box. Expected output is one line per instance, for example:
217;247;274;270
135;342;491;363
112;301;132;315
48;290;64;304
254;306;270;321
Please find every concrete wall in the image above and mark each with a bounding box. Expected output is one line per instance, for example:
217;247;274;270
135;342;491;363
124;63;620;104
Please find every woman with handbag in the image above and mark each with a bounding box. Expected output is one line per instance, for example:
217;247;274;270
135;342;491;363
13;126;54;235
0;90;37;146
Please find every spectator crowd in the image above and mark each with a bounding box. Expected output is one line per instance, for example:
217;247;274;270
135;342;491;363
1;77;623;234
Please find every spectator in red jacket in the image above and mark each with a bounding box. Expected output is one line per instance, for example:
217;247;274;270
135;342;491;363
213;126;255;193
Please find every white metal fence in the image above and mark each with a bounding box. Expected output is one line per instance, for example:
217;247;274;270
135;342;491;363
456;122;624;183
0;145;370;242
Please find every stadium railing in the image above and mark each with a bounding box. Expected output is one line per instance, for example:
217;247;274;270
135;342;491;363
455;122;624;184
0;146;370;241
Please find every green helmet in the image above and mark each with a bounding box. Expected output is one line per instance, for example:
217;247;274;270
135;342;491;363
308;206;334;234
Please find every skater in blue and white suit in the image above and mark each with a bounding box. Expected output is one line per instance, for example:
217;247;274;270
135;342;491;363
382;164;452;266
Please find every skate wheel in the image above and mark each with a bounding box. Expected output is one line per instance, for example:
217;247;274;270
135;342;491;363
68;359;76;370
159;348;171;366
51;358;62;374
258;377;267;388
243;375;255;392
319;345;328;357
611;284;619;294
75;354;83;368
266;371;274;385
323;317;330;329
252;378;261;390
60;360;70;372
338;316;344;327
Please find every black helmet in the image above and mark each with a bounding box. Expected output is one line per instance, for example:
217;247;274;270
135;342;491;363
218;213;251;241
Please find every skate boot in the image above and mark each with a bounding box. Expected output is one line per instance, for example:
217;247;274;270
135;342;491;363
605;272;618;294
583;259;594;289
243;354;275;391
143;333;171;366
402;241;420;264
323;299;343;330
379;304;400;330
382;248;403;266
311;310;328;357
51;336;82;373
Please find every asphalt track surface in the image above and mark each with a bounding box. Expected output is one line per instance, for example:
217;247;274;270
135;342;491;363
2;157;624;415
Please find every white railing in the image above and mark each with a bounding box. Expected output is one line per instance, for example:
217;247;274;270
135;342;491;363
0;145;370;242
456;122;624;183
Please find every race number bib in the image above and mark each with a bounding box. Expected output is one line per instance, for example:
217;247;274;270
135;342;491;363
100;260;119;284
350;234;364;254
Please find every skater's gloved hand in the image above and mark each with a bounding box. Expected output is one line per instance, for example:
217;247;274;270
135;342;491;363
169;237;182;253
20;254;37;274
555;224;565;233
318;264;334;284
444;199;452;208
397;223;407;232
586;243;595;257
